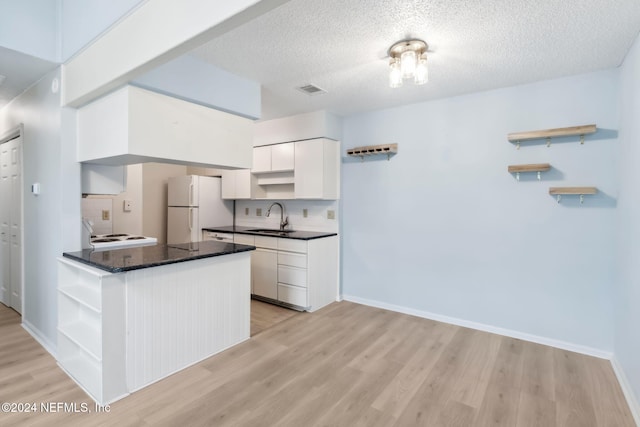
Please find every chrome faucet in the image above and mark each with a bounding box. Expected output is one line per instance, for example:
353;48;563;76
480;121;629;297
266;202;289;231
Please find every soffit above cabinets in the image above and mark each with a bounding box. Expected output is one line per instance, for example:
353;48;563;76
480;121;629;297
77;86;253;169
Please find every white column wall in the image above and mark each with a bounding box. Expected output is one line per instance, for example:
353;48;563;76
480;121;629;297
0;68;81;351
614;32;640;421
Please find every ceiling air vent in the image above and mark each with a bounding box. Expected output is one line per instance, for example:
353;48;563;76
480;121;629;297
296;84;327;96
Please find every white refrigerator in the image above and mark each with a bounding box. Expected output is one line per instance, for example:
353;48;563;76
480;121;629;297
167;175;233;244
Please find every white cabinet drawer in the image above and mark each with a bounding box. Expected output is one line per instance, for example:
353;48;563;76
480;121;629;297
278;252;306;268
277;265;307;287
277;284;307;307
255;235;278;249
234;234;255;245
278;238;307;253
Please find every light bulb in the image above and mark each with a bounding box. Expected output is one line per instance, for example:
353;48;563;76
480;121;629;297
389;58;403;88
400;49;417;78
414;53;428;85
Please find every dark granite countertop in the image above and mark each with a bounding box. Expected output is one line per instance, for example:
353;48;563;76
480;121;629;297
202;225;337;240
63;240;256;273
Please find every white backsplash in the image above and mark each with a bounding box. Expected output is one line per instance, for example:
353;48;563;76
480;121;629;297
234;200;339;233
81;197;113;235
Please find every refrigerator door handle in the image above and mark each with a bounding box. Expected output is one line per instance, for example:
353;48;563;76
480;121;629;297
189;181;194;206
188;208;193;231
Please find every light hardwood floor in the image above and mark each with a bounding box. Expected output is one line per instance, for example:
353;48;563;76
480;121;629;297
250;299;300;336
0;301;634;426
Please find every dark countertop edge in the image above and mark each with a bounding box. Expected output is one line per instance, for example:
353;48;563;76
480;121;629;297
202;226;337;240
62;245;256;274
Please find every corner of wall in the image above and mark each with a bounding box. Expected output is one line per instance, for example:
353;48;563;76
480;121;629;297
611;356;640;426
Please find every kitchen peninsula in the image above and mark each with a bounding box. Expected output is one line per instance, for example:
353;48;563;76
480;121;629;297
58;240;255;405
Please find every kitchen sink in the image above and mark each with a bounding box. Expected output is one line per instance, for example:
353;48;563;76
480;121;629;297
247;229;296;234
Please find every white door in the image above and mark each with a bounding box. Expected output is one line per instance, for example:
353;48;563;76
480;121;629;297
167;207;200;244
0;142;9;306
0;136;22;314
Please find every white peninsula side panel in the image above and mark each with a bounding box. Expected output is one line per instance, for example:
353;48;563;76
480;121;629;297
57;250;251;405
125;252;250;392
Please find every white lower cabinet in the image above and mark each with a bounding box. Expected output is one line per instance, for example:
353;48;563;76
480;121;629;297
277;283;307;307
235;233;338;311
252;248;278;299
277;265;307;288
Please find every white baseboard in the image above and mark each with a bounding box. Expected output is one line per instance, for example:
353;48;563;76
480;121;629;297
22;320;57;359
341;295;613;360
611;357;640;426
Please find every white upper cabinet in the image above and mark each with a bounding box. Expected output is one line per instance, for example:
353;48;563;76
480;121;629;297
219;111;342;200
222;139;340;200
221;169;261;200
251;143;294;174
81;164;126;195
77;86;253;169
252;146;272;173
271;143;295;171
294;139;340;200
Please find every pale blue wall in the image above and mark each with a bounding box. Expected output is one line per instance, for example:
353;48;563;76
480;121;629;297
342;70;619;352
615;33;640;405
132;55;261;119
0;0;58;61
0;0;145;62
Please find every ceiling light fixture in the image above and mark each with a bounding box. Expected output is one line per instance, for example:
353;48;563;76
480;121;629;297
388;39;428;88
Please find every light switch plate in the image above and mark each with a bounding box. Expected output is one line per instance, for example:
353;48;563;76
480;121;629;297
303;208;308;218
102;210;110;220
327;210;335;220
123;200;132;212
256;208;262;216
245;207;249;215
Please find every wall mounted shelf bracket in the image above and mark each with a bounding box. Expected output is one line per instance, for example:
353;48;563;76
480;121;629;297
507;164;551;181
549;187;597;204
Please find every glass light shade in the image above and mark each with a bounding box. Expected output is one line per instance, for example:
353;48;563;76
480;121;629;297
389;58;403;88
414;54;428;85
400;49;417;78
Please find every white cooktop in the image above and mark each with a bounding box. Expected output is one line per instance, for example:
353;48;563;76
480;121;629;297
90;234;157;250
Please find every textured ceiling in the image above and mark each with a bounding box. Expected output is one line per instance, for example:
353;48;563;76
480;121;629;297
191;0;640;120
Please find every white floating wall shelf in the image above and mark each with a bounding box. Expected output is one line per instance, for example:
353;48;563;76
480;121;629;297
347;143;398;160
